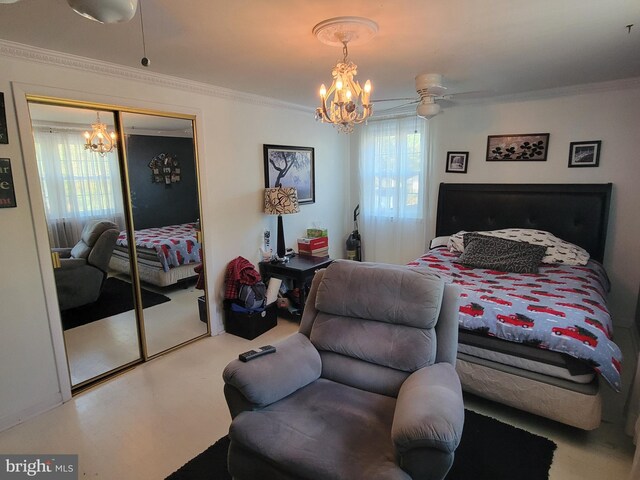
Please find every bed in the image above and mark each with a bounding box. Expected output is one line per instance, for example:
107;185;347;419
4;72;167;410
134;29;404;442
109;222;201;287
410;182;617;430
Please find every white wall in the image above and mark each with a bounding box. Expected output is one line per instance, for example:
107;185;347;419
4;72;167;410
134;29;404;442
427;82;640;328
0;44;349;430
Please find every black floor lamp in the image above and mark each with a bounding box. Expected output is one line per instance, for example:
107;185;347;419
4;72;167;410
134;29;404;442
264;187;300;260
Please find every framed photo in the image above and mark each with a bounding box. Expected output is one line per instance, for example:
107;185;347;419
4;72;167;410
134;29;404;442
446;151;468;173
264;144;315;204
486;133;549;161
0;93;8;144
568;141;601;168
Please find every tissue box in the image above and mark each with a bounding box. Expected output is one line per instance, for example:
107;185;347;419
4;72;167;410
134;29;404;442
306;228;328;238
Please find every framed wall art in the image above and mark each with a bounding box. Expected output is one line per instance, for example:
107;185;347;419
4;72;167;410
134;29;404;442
568;141;601;168
263;144;315;204
446;151;469;173
0;93;8;144
486;133;549;161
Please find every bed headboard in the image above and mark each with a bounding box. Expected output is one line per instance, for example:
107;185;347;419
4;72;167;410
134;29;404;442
435;183;612;262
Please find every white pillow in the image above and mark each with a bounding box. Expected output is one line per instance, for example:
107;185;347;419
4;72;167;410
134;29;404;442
447;228;590;265
429;236;450;249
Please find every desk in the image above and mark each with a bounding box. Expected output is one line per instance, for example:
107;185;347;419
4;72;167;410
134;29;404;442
259;255;333;315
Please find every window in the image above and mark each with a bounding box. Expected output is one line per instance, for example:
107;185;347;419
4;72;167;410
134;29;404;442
360;117;425;219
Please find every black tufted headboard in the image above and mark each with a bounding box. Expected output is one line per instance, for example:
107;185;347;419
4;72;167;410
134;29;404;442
435;183;612;262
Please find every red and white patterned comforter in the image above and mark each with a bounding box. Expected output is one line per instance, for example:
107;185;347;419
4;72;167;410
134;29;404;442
409;248;622;391
116;223;201;272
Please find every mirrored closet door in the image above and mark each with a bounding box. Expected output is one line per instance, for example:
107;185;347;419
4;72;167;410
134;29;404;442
27;98;209;391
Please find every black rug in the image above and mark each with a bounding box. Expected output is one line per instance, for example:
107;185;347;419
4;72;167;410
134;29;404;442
60;277;171;330
165;409;556;480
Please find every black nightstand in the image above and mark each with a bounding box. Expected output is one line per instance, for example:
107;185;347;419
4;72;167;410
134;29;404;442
259;255;333;315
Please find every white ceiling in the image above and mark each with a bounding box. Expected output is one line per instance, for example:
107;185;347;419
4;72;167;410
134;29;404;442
1;0;639;111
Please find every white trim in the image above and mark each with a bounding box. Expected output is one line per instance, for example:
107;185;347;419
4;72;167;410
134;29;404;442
12;83;74;402
0;39;313;114
0;392;62;433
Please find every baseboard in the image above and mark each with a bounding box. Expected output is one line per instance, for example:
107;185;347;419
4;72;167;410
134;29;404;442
0;392;62;433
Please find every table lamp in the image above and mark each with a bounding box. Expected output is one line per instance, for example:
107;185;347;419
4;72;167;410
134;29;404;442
264;187;300;260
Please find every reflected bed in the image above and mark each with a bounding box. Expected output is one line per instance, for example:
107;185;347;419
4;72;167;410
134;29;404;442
109;222;201;287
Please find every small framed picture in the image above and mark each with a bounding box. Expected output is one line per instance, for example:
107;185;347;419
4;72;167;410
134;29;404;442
446;151;469;173
568;141;601;168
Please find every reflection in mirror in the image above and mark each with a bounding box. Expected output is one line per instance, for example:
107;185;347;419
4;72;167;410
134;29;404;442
119;112;208;356
28;102;141;387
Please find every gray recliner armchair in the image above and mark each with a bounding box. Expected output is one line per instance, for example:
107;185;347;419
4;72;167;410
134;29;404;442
52;219;119;311
223;260;464;480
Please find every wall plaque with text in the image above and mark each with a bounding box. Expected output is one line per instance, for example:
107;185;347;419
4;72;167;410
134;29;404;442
0;158;17;208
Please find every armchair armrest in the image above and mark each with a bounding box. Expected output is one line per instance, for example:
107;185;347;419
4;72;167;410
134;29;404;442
223;333;321;410
57;257;88;270
52;247;72;259
392;362;464;454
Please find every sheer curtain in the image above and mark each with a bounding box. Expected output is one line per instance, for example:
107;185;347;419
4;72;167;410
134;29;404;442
33;127;125;248
359;117;429;264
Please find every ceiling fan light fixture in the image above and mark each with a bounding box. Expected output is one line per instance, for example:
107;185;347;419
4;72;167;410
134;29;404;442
66;0;138;24
416;101;441;119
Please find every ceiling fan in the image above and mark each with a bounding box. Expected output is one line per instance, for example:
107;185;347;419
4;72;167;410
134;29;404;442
372;73;462;119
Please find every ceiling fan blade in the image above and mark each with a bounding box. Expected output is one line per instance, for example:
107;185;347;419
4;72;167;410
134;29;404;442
375;100;419;114
370;97;417;103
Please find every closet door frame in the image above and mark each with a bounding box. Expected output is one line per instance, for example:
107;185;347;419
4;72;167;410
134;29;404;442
13;84;210;399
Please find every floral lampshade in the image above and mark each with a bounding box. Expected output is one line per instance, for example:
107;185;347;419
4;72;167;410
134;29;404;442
264;187;299;259
264;187;300;215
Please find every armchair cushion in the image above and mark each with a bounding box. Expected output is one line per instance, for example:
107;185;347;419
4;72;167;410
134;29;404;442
229;379;411;480
223;333;321;408
392;363;464;454
315;260;443;328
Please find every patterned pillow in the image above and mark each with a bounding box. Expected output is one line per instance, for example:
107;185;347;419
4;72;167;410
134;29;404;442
454;233;547;273
448;228;589;265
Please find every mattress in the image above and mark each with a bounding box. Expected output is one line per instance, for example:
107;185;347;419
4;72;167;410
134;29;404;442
109;248;197;287
458;329;595;384
410;247;622;391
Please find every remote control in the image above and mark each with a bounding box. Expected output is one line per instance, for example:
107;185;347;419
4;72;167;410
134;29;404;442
238;345;276;362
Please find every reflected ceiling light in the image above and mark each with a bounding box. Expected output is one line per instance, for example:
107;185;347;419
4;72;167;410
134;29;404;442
83;112;117;156
66;0;138;24
313;17;377;134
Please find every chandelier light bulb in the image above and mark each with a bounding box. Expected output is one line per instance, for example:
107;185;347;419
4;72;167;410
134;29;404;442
346;89;352;100
319;84;327;97
336;79;343;90
364;80;371;94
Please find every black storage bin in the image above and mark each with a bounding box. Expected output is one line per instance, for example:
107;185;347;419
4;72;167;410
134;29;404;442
224;300;277;340
198;295;207;323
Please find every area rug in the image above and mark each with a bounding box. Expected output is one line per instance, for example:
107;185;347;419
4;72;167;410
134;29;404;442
165;409;556;480
60;277;171;330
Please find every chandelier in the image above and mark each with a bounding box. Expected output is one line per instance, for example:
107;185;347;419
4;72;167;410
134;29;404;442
313;17;378;134
83;112;117;156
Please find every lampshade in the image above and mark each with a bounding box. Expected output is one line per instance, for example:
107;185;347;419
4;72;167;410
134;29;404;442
264;187;299;259
264;187;300;215
67;0;138;23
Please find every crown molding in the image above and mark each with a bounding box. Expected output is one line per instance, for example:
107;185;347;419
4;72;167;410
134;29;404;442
461;76;640;106
0;39;313;114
